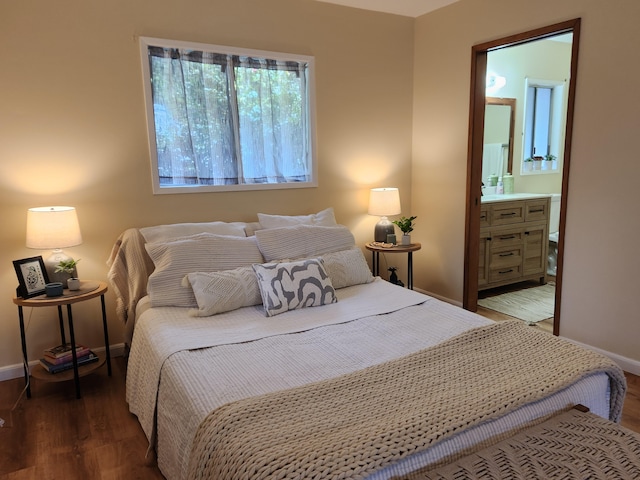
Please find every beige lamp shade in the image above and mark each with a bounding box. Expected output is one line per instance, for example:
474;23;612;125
368;188;401;216
26;206;83;249
368;188;401;242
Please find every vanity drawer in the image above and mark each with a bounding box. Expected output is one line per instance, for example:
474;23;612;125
490;201;525;226
490;244;522;269
525;198;550;223
489;227;523;247
489;262;522;283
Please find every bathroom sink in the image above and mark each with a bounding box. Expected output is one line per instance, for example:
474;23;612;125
481;193;552;203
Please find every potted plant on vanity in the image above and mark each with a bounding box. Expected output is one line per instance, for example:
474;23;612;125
393;216;417;245
55;258;81;290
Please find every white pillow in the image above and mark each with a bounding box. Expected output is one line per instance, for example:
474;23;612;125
255;224;355;262
253;258;337;317
183;266;262;317
146;233;264;307
320;247;374;289
140;221;247;243
257;207;337;229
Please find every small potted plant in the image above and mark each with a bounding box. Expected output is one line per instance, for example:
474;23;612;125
533;155;543;170
544;154;557;170
523;157;534;172
392;216;417;245
55;258;81;290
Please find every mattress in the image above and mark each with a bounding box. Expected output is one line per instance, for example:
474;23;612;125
126;279;614;480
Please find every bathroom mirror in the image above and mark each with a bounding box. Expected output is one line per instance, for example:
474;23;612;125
482;97;515;182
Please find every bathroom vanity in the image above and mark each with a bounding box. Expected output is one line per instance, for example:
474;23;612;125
479;194;550;290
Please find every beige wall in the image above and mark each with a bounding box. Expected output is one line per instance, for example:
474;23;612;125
412;0;640;368
0;0;414;373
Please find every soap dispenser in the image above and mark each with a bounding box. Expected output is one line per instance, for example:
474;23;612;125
496;176;504;194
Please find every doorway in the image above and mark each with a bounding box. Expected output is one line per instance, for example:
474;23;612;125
463;19;581;336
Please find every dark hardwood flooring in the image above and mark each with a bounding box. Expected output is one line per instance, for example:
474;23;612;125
1;356;638;479
0;357;164;480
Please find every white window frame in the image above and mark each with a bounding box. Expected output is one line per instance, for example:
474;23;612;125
521;77;566;174
139;37;318;194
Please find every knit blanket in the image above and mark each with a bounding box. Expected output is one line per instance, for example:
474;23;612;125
186;321;626;480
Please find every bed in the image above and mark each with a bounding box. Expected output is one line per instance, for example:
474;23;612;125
107;209;627;480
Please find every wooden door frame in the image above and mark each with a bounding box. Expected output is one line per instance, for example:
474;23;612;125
463;18;581;336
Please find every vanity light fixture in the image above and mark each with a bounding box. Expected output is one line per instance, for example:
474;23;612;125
486;72;507;94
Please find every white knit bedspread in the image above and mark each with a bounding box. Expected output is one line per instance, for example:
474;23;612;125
126;280;611;480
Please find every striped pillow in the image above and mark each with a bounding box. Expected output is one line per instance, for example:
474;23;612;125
254;224;355;262
257;207;337;229
253;258;337;317
140;221;247;243
146;233;264;307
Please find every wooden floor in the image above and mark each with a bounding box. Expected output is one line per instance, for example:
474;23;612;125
1;356;639;479
0;357;164;480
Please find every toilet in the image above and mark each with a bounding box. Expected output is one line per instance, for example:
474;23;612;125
548;194;561;276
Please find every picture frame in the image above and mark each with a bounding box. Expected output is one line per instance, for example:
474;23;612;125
13;256;50;299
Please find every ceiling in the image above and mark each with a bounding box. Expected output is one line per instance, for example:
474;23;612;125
313;0;460;17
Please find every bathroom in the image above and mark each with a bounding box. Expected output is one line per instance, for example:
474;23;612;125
477;33;572;330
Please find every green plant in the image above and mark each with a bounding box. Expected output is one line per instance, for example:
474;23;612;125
392;216;417;234
544;154;556;161
524;157;533;162
55;258;80;275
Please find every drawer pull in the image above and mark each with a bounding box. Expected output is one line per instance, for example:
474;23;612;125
499;252;514;257
500;212;517;217
498;269;514;274
498;235;516;240
529;208;544;213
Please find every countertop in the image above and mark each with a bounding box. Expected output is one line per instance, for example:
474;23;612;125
481;192;552;203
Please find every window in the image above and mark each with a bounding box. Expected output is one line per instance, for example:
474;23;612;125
524;86;552;158
139;37;317;194
522;78;566;166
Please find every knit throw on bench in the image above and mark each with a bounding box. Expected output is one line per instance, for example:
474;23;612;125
187;320;626;480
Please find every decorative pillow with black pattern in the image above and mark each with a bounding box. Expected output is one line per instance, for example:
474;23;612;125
253;258;337;317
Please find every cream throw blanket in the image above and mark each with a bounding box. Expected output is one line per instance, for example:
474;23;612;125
106;228;154;341
187;321;626;480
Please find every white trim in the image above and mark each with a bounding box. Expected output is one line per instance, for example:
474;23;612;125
416;288;640;375
562;338;640;376
415;287;463;307
0;343;126;382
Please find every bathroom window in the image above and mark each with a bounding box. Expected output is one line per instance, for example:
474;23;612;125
524;86;552;158
139;37;317;194
522;78;566;167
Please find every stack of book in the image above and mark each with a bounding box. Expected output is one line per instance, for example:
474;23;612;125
39;343;98;374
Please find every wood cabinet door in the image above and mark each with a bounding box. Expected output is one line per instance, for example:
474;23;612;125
523;223;548;277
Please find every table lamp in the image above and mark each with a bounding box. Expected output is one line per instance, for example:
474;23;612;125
26;206;83;283
368;187;401;242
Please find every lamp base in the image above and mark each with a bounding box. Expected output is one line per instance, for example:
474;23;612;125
44;249;77;284
374;216;396;243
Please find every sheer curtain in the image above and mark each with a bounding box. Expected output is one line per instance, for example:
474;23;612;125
148;46;310;186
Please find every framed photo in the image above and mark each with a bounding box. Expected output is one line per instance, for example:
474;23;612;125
13;256;50;298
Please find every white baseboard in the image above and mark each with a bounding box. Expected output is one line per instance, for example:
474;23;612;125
415;287;463;307
0;343;126;382
564;339;640;376
415;288;640;376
